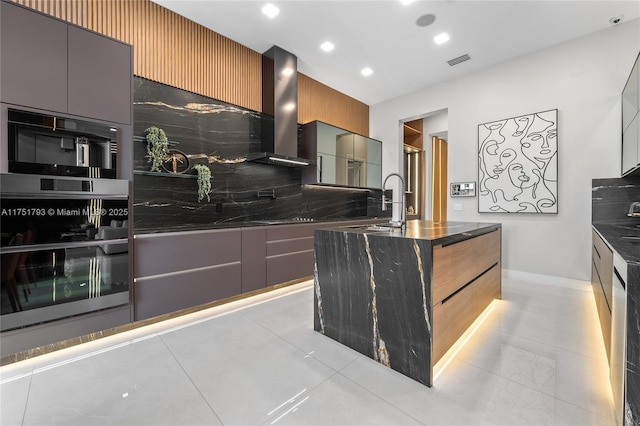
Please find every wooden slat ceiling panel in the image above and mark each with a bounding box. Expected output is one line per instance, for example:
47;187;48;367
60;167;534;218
298;73;369;136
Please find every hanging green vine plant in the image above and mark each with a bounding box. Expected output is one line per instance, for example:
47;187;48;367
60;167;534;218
193;164;212;203
145;126;169;172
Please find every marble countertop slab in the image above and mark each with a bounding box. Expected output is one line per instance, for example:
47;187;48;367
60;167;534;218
323;220;501;246
593;222;640;266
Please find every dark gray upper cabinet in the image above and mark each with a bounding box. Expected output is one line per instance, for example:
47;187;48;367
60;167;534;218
0;1;132;125
0;1;68;112
68;26;132;124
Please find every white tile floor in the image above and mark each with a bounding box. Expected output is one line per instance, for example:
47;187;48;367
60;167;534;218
0;272;616;425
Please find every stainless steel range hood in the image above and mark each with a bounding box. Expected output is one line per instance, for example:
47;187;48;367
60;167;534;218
247;46;313;167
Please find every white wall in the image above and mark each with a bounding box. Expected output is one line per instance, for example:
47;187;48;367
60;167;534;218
422;110;448;138
370;19;640;281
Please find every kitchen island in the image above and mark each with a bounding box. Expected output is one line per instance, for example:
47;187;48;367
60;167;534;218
313;220;501;387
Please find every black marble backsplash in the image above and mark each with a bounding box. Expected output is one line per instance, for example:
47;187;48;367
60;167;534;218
133;77;387;232
592;176;640;224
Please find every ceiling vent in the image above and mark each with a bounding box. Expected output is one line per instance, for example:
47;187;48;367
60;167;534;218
447;54;471;66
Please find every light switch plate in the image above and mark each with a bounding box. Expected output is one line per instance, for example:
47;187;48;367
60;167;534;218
454;203;463;211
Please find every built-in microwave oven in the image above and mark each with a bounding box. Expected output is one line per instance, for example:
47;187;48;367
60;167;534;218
7;109;117;178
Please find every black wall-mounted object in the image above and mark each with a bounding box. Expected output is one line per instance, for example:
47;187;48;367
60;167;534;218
248;46;313;167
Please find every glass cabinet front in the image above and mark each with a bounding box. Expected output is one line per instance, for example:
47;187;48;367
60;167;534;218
303;121;382;189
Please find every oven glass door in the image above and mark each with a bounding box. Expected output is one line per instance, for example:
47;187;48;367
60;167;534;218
1;197;129;331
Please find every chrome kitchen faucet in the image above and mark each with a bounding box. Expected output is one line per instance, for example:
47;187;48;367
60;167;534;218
382;173;406;231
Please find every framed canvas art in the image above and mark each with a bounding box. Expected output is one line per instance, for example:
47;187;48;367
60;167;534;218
478;109;558;213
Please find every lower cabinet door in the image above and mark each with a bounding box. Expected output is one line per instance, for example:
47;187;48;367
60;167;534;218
242;228;266;293
592;260;612;361
266;250;314;286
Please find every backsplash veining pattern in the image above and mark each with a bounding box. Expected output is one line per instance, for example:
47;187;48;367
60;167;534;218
133;77;386;232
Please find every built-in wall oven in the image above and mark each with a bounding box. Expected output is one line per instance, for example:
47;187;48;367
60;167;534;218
0;173;129;331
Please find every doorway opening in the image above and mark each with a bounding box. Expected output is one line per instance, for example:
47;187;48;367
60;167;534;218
401;109;449;222
431;136;448;223
403;119;424;220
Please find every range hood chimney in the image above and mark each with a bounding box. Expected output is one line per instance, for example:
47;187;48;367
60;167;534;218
246;46;313;167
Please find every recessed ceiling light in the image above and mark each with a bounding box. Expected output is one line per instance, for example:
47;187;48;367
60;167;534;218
262;3;279;19
399;0;415;5
434;32;450;45
361;67;373;77
282;67;294;76
320;41;335;52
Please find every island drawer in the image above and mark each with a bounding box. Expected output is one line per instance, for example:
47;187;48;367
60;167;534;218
432;229;500;304
432;263;500;363
476;230;501;273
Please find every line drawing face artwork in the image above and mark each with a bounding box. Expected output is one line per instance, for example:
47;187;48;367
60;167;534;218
478;109;558;213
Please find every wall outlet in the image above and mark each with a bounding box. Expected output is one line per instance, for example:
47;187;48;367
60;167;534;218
454;203;463;211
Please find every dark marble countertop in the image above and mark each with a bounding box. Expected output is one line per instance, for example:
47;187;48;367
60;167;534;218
134;217;386;235
323;220;501;246
593;222;640;266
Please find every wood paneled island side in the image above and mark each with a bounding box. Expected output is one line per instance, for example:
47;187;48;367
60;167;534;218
313;220;502;387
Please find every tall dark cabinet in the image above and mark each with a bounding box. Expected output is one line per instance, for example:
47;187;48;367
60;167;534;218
0;0;134;359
